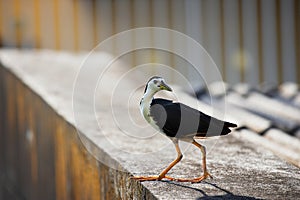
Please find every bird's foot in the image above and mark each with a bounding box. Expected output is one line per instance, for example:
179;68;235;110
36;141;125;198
132;175;175;182
173;172;213;183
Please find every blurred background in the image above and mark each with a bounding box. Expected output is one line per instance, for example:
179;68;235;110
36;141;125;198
1;1;300;199
0;0;299;86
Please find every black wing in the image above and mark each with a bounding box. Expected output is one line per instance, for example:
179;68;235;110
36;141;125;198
150;98;237;139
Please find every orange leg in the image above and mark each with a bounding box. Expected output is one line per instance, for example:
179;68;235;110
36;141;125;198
174;139;213;183
132;139;183;181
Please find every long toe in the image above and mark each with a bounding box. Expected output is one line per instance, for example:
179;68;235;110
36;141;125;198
164;176;176;181
132;176;160;181
132;175;175;182
173;175;206;183
190;176;206;183
206;172;213;179
191;172;213;183
172;172;213;183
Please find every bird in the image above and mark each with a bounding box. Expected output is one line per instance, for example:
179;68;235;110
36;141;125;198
133;76;237;183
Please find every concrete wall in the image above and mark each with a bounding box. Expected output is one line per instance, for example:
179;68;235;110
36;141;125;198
0;66;155;200
0;50;300;199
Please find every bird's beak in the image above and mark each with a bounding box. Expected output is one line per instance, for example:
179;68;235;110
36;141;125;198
160;81;172;92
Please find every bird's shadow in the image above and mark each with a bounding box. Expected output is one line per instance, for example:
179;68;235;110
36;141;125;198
161;180;261;200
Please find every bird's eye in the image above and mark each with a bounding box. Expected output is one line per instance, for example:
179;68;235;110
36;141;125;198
153;80;158;84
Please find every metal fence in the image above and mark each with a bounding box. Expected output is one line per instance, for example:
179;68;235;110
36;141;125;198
0;0;299;86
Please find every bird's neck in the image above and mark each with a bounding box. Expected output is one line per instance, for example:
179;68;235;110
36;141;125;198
140;89;156;106
140;89;157;120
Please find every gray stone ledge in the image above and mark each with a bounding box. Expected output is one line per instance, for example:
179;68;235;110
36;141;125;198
1;49;299;199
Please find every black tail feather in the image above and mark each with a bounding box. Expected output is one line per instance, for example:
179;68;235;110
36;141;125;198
224;121;238;128
221;121;237;135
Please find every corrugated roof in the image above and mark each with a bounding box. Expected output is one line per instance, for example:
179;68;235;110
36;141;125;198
195;82;300;167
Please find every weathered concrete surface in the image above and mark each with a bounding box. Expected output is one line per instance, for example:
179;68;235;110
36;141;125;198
0;49;300;199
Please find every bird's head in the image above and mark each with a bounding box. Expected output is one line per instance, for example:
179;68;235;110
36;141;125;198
144;76;172;94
